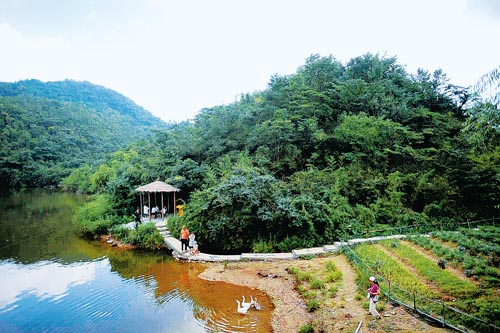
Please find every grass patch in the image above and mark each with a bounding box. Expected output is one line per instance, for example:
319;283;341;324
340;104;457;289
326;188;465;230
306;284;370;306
287;256;344;319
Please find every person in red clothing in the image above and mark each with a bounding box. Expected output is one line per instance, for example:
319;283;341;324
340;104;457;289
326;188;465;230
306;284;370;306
367;276;381;319
180;226;190;252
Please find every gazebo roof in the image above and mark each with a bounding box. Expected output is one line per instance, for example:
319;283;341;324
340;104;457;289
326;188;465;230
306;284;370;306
135;180;180;193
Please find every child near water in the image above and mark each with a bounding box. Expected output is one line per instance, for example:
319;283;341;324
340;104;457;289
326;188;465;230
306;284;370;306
188;232;196;251
190;241;199;255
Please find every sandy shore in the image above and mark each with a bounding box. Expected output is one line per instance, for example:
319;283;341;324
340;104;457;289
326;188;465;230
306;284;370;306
199;260;313;332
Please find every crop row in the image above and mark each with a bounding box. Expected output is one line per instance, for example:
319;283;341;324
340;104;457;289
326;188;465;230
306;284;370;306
430;230;500;261
407;235;500;286
352;243;437;298
459;225;500;246
378;240;480;298
347;240;500;329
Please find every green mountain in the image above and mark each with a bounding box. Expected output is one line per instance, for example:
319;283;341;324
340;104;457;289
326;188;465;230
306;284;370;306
0;79;168;188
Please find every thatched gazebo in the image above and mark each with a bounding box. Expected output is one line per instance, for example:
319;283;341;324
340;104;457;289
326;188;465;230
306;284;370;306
135;180;180;220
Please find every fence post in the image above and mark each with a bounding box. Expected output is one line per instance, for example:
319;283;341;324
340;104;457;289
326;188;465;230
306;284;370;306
441;299;445;327
467;218;470;229
413;293;416;311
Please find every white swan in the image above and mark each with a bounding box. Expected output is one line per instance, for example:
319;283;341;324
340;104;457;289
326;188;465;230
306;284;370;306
236;300;248;314
241;296;252;310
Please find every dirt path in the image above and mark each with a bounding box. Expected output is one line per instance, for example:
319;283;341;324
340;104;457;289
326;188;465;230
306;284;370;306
320;254;366;332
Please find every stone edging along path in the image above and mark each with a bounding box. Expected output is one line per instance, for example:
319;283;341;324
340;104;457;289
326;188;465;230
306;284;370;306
152;220;406;262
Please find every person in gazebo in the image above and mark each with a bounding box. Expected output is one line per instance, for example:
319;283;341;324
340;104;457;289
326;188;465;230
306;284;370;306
151;206;159;218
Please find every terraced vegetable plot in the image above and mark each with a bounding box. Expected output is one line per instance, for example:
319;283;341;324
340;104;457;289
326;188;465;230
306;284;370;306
407;234;500;285
345;225;500;333
431;227;500;268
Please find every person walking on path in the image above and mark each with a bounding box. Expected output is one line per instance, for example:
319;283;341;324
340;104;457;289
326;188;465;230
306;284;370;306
180;226;190;252
367;276;381;319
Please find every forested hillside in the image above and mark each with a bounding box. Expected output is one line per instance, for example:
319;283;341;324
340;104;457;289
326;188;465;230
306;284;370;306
0;80;167;188
66;54;500;253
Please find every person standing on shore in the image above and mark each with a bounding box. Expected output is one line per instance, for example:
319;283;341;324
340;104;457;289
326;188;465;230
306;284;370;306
180;226;189;252
134;208;141;229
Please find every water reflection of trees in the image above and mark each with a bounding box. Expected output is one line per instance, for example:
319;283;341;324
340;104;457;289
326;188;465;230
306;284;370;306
1;190;274;332
0;190;88;264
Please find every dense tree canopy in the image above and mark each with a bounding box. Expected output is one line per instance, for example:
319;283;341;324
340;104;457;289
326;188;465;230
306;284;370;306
8;54;499;253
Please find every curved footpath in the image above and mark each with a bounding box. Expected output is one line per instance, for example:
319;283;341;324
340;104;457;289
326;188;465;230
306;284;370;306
151;220;405;262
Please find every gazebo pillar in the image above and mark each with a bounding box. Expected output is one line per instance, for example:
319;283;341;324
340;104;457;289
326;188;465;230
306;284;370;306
139;192;144;220
148;192;151;221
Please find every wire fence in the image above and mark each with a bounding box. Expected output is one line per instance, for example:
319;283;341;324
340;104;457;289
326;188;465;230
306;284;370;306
347;216;498;240
342;244;500;333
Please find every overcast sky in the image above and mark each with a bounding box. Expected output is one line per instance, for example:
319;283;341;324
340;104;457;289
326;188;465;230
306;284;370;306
0;0;499;122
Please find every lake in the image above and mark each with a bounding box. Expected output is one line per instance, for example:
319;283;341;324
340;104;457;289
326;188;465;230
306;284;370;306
0;190;272;332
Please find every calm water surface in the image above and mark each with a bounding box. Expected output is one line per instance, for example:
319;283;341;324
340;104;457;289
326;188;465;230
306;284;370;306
0;190;273;332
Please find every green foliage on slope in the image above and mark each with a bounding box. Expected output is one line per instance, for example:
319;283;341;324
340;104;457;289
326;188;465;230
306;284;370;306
0;79;167;188
66;53;500;253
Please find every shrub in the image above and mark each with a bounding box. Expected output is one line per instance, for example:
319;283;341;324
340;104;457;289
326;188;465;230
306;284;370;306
277;235;314;252
110;224;130;240
310;278;325;290
329;285;339;296
166;215;186;240
252;238;275;253
301;291;316;299
125;222;165;251
306;299;319;312
324;260;343;282
74;194;117;238
297;271;313;282
298;322;314;333
296;285;306;293
325;271;343;283
325;260;336;272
